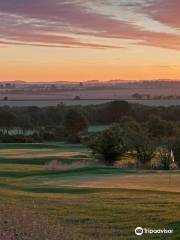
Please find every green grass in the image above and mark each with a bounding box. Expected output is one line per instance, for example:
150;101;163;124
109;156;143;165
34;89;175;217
0;142;179;239
0;187;179;239
88;125;109;133
0;142;86;149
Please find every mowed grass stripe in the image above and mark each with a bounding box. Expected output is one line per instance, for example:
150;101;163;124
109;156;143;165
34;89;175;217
0;142;87;149
0;142;179;239
0;155;90;165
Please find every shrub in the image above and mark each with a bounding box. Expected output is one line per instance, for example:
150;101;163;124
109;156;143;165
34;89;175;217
89;124;127;165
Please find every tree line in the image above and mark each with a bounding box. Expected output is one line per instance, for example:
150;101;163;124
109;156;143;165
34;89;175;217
0;101;180;147
89;118;180;170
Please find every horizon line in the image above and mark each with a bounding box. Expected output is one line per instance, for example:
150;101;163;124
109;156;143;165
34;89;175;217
0;79;180;84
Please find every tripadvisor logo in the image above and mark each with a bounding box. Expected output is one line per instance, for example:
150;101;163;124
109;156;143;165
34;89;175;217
135;227;143;236
135;227;173;236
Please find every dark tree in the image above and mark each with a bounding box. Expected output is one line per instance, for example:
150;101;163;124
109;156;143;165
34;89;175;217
98;101;131;123
125;121;156;168
3;96;8;101
64;109;88;142
89;124;127;165
15;114;32;135
159;148;171;170
147;115;174;138
172;137;180;168
0;109;16;134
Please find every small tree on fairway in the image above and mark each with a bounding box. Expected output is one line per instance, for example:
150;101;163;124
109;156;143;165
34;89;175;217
89;124;127;165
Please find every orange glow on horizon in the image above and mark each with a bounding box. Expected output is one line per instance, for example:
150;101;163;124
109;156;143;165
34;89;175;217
1;64;180;82
1;44;180;82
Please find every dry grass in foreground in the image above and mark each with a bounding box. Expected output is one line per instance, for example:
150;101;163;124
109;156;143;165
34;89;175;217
0;205;80;240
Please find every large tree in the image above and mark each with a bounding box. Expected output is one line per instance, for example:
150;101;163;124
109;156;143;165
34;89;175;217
125;121;156;168
97;101;131;123
89;124;127;165
15;114;32;135
147;115;174;139
0;109;16;135
64;108;88;142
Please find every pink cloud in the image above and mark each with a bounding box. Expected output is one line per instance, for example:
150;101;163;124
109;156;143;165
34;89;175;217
0;0;180;50
143;0;180;29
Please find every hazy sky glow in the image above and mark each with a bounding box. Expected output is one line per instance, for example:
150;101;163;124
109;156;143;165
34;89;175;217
0;0;180;81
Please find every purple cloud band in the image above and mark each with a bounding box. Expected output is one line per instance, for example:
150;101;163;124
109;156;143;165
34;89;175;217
143;0;180;29
0;0;180;50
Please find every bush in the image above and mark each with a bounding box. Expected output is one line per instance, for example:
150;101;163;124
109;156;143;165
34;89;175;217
89;124;127;165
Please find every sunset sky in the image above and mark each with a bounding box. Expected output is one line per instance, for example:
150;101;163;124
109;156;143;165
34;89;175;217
0;0;180;82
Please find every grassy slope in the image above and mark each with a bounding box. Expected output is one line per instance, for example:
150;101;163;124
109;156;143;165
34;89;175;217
0;142;179;239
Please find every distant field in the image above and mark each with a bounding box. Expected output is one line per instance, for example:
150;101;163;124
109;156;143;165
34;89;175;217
1;99;180;107
0;99;111;107
0;142;179;239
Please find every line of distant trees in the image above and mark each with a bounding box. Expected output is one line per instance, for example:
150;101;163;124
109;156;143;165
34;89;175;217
132;93;180;100
0;101;180;145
